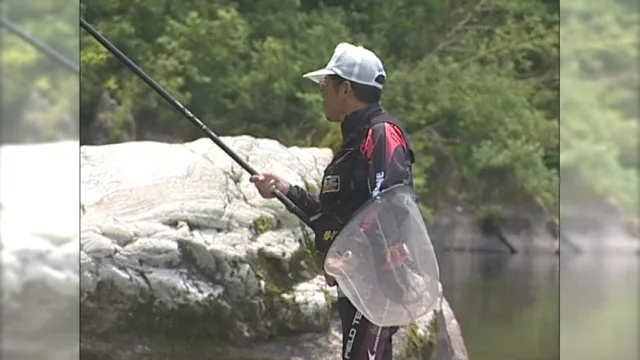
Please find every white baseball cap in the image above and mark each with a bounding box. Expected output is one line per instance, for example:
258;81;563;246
302;42;386;89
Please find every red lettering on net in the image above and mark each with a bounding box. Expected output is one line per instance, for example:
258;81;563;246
381;243;409;270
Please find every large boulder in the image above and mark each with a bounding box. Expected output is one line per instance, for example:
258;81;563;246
0;141;80;359
80;136;468;359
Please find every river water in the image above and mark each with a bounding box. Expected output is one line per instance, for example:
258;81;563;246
437;251;639;360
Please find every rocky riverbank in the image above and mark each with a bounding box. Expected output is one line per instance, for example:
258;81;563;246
4;137;636;359
1;141;80;359
79;137;468;359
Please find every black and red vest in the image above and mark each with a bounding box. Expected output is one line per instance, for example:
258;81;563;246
311;104;415;261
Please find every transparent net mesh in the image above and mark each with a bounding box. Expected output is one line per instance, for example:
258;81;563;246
324;184;441;327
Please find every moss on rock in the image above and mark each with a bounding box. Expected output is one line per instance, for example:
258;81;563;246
250;247;319;299
475;204;507;228
254;216;274;234
82;273;292;352
250;227;320;295
289;246;321;280
252;248;294;295
402;313;439;360
251;216;276;242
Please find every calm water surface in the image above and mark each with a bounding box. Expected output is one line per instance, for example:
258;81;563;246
559;253;639;360
437;252;559;360
437;251;639;360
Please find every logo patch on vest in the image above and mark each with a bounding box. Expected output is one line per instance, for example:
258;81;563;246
322;175;340;193
323;230;338;242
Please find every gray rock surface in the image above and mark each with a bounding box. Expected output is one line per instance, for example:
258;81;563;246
0;141;80;359
80;136;468;359
559;169;640;254
424;146;640;255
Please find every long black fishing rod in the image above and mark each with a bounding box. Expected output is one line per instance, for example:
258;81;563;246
79;18;312;228
1;18;79;74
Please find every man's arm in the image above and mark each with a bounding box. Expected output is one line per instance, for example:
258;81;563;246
286;185;322;218
360;121;410;196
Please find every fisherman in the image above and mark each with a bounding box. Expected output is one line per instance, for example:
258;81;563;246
250;42;415;360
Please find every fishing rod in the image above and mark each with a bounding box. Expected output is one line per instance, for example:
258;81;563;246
1;17;79;74
79;18;312;228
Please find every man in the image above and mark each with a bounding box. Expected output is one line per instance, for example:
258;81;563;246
250;42;414;360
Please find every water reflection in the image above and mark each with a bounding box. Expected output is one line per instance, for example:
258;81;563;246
438;250;639;360
560;254;639;360
437;251;560;360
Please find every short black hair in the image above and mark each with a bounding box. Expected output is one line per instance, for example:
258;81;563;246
328;74;384;104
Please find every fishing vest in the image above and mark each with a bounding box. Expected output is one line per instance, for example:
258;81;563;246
312;114;415;261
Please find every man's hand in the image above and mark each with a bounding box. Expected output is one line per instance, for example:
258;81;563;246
324;272;337;286
249;172;291;199
324;252;359;288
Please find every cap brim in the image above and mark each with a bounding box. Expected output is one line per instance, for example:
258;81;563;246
302;68;335;84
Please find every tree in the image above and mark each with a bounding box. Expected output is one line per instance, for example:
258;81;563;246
560;0;639;215
79;0;563;215
1;0;78;143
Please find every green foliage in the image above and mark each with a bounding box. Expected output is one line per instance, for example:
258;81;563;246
383;56;558;210
7;0;635;217
76;0;565;216
79;0;351;145
1;0;79;143
560;0;639;215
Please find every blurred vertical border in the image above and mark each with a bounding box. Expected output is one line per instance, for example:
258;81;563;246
1;0;80;358
559;0;639;359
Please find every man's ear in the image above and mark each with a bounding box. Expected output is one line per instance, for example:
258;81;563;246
343;81;351;95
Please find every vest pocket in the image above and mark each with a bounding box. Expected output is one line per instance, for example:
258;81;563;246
319;149;368;206
309;212;343;264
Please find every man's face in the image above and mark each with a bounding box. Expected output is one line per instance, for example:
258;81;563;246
320;75;349;122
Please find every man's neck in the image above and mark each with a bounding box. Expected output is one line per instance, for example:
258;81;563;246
339;102;368;122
